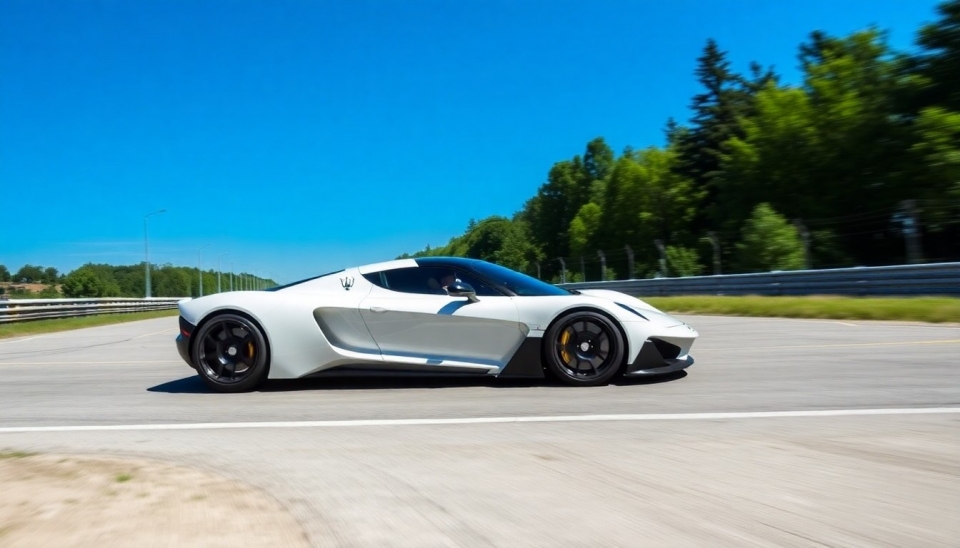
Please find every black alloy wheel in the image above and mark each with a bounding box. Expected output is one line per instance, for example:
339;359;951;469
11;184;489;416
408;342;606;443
544;311;625;386
192;313;269;392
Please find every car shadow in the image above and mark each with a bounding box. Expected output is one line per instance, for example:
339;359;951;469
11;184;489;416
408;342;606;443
147;370;687;394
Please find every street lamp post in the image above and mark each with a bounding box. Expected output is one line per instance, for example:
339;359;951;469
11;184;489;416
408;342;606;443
218;253;229;293
143;209;166;298
197;244;211;297
230;263;234;291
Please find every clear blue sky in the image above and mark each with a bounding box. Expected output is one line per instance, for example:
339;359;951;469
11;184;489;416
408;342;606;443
1;0;943;283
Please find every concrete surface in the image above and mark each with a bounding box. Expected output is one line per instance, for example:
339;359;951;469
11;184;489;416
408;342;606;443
1;315;958;546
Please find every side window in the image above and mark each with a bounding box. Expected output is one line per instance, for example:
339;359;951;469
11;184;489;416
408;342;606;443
362;267;502;296
367;266;448;295
451;269;501;297
361;271;387;288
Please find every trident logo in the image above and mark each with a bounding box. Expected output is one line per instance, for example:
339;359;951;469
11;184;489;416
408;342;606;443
340;276;355;290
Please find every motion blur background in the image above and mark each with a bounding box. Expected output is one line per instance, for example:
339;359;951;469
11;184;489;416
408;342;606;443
1;0;958;298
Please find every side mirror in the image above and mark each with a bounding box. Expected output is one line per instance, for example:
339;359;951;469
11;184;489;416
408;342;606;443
446;281;479;303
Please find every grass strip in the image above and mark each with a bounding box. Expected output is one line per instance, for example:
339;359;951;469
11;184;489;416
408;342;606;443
0;309;178;339
643;295;960;323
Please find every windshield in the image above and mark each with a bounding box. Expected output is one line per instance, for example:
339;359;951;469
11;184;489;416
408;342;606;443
467;261;572;296
265;269;344;292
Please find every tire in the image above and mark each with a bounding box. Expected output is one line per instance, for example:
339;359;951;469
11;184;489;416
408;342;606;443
543;310;625;387
191;313;269;393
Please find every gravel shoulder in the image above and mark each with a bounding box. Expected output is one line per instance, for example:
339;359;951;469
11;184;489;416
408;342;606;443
0;452;309;548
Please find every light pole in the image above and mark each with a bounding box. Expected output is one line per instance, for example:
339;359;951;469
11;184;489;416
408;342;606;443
143;209;166;298
230;263;234;291
238;264;247;291
218;253;229;293
197;244;211;297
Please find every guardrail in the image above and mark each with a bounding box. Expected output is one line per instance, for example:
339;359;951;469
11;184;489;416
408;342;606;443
561;262;960;297
0;297;184;323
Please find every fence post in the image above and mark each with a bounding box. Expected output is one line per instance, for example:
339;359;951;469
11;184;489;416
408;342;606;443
902;200;924;264
535;262;541;279
557;258;567;284
654;239;667;277
707;232;721;275
598;250;606;281
793;220;811;270
625;245;634;279
580;256;586;282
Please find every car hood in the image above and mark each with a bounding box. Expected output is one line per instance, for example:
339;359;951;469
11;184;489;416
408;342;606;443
574;289;685;327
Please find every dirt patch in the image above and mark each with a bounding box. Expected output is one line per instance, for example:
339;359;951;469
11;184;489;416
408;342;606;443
0;282;53;293
0;452;310;547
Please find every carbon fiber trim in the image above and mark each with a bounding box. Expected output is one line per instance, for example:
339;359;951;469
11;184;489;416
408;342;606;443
498;337;545;378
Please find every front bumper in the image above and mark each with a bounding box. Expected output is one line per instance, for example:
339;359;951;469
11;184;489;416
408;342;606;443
624;338;694;376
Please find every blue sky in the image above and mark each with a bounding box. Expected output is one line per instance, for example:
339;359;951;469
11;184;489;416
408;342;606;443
1;0;943;282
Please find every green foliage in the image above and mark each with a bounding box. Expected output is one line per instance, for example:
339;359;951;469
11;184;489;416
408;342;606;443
61;267;111;298
912;1;960;112
644;296;960;323
598;147;703;274
400;216;542;273
379;8;960;273
735;204;806;272
36;285;62;298
14;265;44;283
906;106;960;209
42;267;59;284
569;203;602;257
153;265;192;297
665;245;704;277
0;265;10;282
0;258;274;299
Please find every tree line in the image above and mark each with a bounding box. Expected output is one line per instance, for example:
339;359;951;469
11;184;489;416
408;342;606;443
400;2;960;282
0;262;275;299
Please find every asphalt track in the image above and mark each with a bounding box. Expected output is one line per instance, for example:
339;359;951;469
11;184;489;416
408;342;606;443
1;315;958;546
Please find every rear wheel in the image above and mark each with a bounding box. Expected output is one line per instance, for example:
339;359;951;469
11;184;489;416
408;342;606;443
192;313;269;393
544;311;624;386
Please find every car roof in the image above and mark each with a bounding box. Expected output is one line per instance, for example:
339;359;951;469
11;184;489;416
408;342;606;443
355;256;485;275
413;257;483;269
273;257;490;291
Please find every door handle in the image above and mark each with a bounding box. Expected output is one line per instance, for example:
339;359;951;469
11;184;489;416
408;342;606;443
369;306;387;314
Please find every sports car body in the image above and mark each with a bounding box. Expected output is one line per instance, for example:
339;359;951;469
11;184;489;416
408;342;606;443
175;257;698;392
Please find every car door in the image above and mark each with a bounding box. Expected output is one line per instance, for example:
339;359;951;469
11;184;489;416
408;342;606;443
357;266;527;369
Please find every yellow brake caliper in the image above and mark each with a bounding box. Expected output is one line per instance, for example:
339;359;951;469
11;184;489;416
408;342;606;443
560;329;571;364
247;341;255;359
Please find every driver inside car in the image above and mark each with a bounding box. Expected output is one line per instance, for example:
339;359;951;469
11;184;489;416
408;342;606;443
427;272;458;294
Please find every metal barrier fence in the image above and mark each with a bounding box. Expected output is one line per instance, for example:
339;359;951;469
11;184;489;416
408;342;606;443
0;297;183;323
561;262;960;297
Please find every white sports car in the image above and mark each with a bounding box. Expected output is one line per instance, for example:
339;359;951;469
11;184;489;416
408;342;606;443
175;257;698;392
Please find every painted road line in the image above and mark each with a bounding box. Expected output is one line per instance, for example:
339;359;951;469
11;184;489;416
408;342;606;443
1;407;958;434
0;360;182;365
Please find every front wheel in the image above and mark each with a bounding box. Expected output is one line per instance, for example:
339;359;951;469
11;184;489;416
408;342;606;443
544;311;625;386
192;313;269;393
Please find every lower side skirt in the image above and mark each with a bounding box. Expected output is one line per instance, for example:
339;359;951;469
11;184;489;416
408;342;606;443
305;363;493;378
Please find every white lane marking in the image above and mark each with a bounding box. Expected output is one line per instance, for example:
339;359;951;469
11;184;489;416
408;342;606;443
0;360;181;365
833;321;858;327
131;328;178;340
1;407;958;434
0;336;43;345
